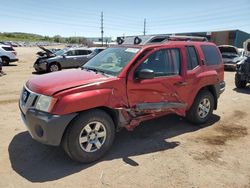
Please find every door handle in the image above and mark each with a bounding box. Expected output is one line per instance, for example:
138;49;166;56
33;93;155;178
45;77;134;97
174;81;187;86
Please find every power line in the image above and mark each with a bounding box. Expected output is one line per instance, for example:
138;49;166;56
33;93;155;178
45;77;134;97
143;18;146;35
101;11;104;46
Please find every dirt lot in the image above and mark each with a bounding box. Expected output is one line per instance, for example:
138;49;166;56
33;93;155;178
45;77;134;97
0;47;250;188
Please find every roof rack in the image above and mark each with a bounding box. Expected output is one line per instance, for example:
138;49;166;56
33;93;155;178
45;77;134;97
168;35;207;42
117;35;208;45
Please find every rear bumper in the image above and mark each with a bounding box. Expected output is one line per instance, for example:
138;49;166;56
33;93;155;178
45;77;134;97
20;109;77;146
9;58;18;62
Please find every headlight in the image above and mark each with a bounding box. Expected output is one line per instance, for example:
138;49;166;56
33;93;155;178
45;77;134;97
35;95;57;112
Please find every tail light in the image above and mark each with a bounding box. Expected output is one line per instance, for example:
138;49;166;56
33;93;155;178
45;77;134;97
12;51;17;56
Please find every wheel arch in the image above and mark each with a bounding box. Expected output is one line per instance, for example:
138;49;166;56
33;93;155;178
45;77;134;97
60;106;119;145
1;56;10;61
195;85;218;110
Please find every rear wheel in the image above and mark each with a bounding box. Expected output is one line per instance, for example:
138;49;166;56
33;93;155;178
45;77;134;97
1;57;9;65
62;109;115;163
48;63;60;72
235;74;247;88
186;90;214;124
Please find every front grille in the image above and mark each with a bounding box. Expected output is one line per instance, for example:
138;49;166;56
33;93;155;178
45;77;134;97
20;86;39;114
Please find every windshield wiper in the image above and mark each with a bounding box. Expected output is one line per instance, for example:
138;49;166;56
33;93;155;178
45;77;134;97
82;67;112;77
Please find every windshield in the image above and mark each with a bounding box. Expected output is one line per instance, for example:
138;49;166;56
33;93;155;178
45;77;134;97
55;49;66;56
83;47;140;76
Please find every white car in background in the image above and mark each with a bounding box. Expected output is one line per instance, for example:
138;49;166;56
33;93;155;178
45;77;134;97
0;44;18;65
218;45;242;70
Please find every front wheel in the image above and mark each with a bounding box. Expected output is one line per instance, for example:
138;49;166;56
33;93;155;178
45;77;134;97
186;90;214;124
1;57;9;65
62;109;115;163
48;63;60;72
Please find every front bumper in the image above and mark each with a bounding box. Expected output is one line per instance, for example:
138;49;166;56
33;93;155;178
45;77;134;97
33;61;48;72
20;108;77;146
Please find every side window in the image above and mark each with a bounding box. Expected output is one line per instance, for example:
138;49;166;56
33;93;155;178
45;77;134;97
137;49;181;77
186;46;199;70
78;50;86;55
66;50;76;56
201;45;221;65
77;50;93;55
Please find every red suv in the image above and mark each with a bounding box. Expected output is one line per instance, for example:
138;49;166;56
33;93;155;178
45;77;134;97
19;35;225;163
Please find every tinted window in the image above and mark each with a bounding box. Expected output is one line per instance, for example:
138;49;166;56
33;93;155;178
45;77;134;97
186;46;199;70
76;50;92;55
201;45;221;65
137;49;181;77
66;50;76;56
2;46;14;51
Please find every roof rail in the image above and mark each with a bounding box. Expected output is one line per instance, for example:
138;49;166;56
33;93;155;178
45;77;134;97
117;35;208;45
167;35;208;42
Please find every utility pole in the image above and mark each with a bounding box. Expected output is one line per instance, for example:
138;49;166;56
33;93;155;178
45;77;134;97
143;18;146;35
101;11;104;46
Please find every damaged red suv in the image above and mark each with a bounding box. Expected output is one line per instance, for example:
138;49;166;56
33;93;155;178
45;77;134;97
19;35;225;163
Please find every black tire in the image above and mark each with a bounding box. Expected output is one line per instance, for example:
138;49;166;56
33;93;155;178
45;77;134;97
62;109;115;163
48;62;60;72
1;57;10;66
186;90;214;124
235;74;247;88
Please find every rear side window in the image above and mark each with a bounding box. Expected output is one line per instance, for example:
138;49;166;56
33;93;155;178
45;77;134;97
186;46;199;70
2;46;14;51
201;45;221;65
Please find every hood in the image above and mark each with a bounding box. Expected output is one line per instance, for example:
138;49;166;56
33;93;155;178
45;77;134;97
37;46;55;58
218;45;238;54
38;46;55;54
26;69;112;96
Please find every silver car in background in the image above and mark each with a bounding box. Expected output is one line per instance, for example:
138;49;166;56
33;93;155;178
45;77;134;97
0;44;18;65
34;46;106;73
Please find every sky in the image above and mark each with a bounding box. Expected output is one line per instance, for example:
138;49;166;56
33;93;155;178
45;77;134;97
0;0;249;38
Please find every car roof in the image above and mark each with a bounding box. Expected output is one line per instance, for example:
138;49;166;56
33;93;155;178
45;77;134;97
67;47;91;51
117;40;216;50
88;47;106;50
218;45;238;48
0;44;13;48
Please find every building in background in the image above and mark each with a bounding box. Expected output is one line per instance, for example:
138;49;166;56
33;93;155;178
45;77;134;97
173;30;250;48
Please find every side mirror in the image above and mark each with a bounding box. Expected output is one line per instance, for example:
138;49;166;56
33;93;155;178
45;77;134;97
136;69;154;80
